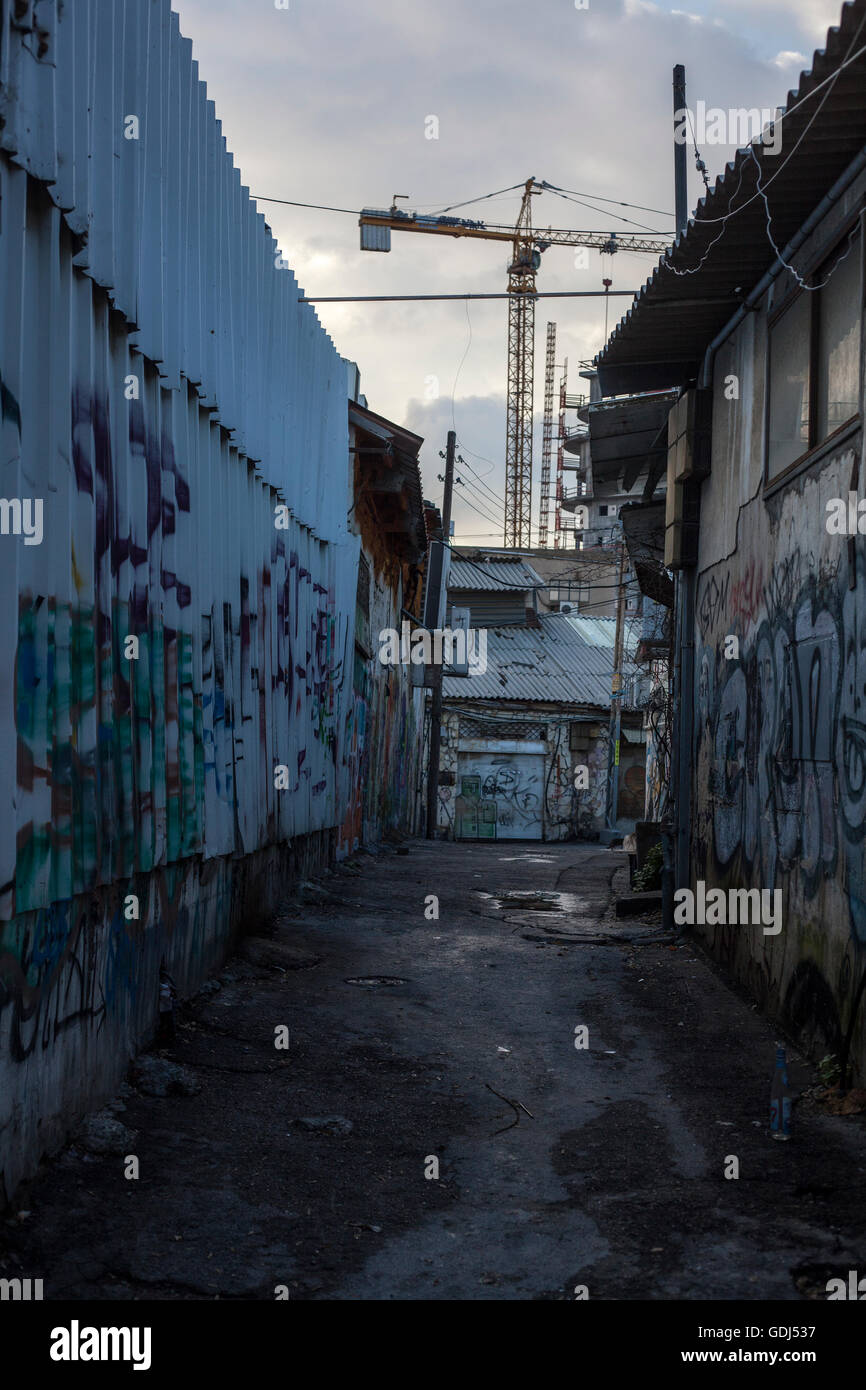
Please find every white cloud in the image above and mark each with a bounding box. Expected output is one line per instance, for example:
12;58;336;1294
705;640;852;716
772;49;808;68
173;0;847;535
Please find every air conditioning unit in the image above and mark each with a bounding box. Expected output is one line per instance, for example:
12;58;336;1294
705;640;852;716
559;602;576;615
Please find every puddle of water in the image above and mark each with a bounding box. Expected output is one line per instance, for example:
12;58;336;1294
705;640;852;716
343;978;408;989
474;890;589;914
496;856;557;864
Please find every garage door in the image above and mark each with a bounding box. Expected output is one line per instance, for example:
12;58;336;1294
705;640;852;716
455;751;545;840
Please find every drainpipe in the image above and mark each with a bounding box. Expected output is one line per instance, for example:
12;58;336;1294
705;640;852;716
667;64;692;929
674;560;697;905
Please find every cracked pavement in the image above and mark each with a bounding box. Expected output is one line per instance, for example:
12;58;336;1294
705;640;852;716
2;841;865;1301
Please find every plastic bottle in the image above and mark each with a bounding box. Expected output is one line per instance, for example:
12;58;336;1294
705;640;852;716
770;1043;792;1139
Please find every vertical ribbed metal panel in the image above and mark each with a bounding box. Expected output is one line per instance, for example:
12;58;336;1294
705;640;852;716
0;0;362;920
0;0;349;538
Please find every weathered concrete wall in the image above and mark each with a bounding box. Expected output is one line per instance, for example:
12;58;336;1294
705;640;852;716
692;173;866;1078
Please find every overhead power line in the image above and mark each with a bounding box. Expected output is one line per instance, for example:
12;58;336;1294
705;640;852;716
252;183;677;226
300;291;639;302
458;458;505;509
252;195;359;214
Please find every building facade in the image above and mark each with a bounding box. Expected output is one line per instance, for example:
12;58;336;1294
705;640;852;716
596;0;866;1079
434;557;644;841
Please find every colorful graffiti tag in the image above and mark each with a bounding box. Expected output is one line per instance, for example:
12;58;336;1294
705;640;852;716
694;544;866;1067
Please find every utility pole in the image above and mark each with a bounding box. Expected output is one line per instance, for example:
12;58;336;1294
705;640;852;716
426;430;456;839
605;532;627;830
673;64;688;234
669;63;691;925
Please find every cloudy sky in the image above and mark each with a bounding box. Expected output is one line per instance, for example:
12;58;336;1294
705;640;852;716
173;0;845;544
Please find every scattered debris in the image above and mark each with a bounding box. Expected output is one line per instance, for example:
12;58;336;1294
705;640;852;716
79;1109;137;1155
615;891;663;917
293;1116;353;1136
130;1056;202;1098
818;1086;866;1116
485;1082;534;1135
238;938;321;972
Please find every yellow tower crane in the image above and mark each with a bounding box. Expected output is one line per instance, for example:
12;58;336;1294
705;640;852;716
359;177;668;548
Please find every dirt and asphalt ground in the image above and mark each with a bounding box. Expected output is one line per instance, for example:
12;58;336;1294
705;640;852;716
2;840;865;1301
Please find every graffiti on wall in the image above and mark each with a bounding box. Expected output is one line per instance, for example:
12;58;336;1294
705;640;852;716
695;538;866;1065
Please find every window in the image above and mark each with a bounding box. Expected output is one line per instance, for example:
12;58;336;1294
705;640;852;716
767;225;862;481
767;292;810;475
818;237;861;439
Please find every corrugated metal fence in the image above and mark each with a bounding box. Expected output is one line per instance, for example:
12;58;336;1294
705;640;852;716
0;0;359;920
0;0;362;1195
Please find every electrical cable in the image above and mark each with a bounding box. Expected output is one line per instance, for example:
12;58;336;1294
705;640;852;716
676;23;866;231
457;456;505;508
751;147;861;292
435;182;528;214
455;446;505;500
454;493;503;530
540;184;669;235
457;474;505;520
683;107;711;194
251;195;359;214
542;185;675;219
453;491;503;530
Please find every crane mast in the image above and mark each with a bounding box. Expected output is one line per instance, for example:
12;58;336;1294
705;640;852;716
539;323;557;550
555;359;568;549
504;177;541;547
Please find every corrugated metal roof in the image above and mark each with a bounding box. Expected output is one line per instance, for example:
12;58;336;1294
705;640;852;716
564;615;617;646
564;613;641;659
349;403;427;559
595;0;866;396
449;558;544;592
442;613;634;705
